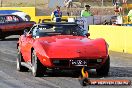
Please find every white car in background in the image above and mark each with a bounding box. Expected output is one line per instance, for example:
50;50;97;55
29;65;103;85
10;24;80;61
0;10;31;21
12;12;31;21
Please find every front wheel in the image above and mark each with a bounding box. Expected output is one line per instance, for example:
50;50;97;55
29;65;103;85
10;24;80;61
17;46;28;71
96;56;110;76
31;50;46;77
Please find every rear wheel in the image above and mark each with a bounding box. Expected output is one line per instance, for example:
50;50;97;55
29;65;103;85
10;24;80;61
31;50;46;77
96;56;110;76
0;30;5;40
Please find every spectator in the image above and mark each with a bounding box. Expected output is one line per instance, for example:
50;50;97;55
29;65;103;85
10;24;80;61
81;5;92;17
51;6;62;22
114;0;123;15
112;0;116;6
122;0;127;4
64;0;73;16
127;10;132;22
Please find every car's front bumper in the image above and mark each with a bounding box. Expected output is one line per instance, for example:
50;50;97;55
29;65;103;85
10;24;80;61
48;58;105;69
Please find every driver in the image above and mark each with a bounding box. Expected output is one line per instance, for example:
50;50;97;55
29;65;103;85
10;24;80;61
32;27;40;38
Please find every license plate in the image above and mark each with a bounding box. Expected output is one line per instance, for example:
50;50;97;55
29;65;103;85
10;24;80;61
70;60;87;66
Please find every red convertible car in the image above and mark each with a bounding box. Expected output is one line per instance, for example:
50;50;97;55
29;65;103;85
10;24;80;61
17;22;110;77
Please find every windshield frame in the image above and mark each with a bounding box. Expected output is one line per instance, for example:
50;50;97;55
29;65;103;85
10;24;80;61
29;24;85;38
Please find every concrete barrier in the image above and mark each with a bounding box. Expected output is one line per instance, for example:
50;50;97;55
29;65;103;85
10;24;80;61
89;25;132;54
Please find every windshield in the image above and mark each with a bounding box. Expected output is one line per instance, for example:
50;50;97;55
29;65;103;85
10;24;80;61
32;24;84;37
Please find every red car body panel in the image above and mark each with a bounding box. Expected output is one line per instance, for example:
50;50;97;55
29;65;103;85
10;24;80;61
18;34;108;69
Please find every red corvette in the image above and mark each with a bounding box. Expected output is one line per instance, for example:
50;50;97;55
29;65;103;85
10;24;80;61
17;22;110;77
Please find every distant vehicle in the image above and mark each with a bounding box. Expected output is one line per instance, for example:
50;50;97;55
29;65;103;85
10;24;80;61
0;10;31;21
0;14;35;40
17;22;110;77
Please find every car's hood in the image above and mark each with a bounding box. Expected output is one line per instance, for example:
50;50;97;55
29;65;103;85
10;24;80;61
37;35;90;45
36;35;107;59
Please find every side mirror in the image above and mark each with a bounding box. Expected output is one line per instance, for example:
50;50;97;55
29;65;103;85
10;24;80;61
26;34;32;38
85;33;90;37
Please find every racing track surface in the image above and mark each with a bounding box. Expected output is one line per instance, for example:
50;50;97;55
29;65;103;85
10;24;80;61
0;35;132;88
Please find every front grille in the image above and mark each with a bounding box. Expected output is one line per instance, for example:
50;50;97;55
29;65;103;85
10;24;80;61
52;60;69;66
88;59;98;64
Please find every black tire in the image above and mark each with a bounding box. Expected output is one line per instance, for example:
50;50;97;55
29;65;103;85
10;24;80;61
17;46;28;71
96;56;110;76
0;30;5;40
31;50;46;77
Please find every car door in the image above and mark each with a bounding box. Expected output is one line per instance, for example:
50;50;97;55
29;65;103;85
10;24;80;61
24;35;34;63
13;15;26;30
11;15;23;31
21;26;36;63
